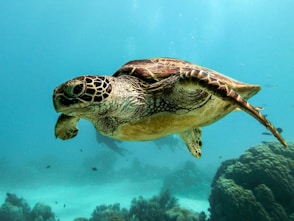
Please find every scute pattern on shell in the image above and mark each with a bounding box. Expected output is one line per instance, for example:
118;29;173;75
114;58;245;87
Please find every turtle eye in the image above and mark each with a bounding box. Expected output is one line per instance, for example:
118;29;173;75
64;80;86;98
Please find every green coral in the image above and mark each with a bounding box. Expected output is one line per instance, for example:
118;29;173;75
0;203;26;221
0;193;31;221
0;191;206;221
166;207;206;221
0;193;56;221
30;202;55;221
208;142;294;221
73;218;88;221
128;190;178;221
88;190;207;221
90;203;128;221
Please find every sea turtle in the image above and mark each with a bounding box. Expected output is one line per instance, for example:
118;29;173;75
53;58;287;158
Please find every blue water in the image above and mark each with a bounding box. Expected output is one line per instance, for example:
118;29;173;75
0;0;293;220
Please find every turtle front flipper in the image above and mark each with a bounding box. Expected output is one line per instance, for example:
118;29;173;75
180;70;288;147
178;128;202;158
55;114;80;140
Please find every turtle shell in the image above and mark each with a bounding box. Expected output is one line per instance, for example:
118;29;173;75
113;57;256;92
113;57;287;148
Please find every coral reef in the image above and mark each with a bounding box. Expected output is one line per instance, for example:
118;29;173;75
90;203;128;221
0;191;206;221
128;190;178;221
0;193;56;221
161;161;211;199
4;141;294;221
88;190;206;221
73;218;88;221
0;193;31;221
166;207;207;221
208;141;294;221
30;203;55;221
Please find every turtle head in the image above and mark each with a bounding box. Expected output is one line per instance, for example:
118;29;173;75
53;75;112;115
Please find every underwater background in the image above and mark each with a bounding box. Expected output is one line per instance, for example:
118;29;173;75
0;0;293;220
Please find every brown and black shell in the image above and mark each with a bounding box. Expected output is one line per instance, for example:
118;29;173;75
114;57;254;90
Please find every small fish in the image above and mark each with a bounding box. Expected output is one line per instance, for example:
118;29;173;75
80;149;83;152
63;204;66;208
92;167;97;171
262;127;283;136
262;132;272;136
54;201;58;204
46;165;51;169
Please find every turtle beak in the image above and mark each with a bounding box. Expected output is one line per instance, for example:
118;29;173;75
52;94;61;112
53;86;63;112
53;86;92;114
53;86;73;113
53;93;75;113
53;79;95;114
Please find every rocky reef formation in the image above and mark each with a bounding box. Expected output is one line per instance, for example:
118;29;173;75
90;203;128;221
128;190;178;221
0;191;206;221
4;141;294;221
30;203;55;221
0;193;55;221
208;141;294;221
89;190;206;221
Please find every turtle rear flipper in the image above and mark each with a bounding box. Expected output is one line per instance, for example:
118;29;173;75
179;70;287;148
178;128;202;158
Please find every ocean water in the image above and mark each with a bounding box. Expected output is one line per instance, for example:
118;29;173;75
0;0;293;220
